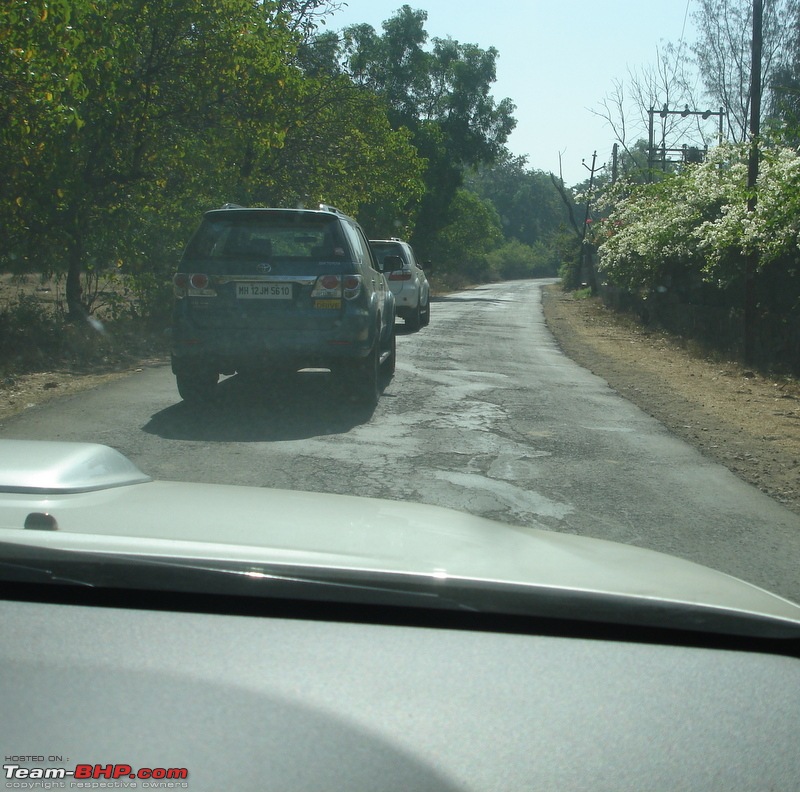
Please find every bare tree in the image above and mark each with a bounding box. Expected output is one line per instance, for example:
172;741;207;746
592;79;633;158
593;1;796;163
591;42;710;173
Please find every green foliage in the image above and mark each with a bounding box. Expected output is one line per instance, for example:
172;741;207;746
1;0;322;314
465;154;564;247
1;0;527;340
600;141;652;187
556;236;585;291
431;189;503;283
332;6;516;252
338;5;517;160
486;240;559;280
0;295;63;366
251;69;425;232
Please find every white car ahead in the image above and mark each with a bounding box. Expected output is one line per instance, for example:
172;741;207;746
370;238;431;331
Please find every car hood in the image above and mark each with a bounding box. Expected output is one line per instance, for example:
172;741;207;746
1;440;799;635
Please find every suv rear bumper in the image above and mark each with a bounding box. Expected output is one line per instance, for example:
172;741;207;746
390;282;422;312
171;315;376;374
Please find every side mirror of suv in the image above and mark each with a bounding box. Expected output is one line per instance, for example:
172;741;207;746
382;255;404;273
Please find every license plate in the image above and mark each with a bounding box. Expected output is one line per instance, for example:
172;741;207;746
236;283;292;299
314;299;342;309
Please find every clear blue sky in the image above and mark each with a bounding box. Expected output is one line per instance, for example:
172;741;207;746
323;0;698;185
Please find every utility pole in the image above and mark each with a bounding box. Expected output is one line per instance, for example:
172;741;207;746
581;151;599;294
646;105;725;180
744;0;763;365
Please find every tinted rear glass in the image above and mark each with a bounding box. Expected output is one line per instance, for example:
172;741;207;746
184;212;346;261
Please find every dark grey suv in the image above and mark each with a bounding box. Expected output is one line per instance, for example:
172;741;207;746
170;205;398;406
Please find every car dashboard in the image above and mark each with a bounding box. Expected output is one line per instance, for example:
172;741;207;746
2;585;799;792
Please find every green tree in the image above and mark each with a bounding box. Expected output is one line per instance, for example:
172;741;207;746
466;154;564;248
256;33;426;233
485;239;560;280
432;188;502;283
692;0;795;142
332;5;516;253
2;0;304;318
768;1;800;141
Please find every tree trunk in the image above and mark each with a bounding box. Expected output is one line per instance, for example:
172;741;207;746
584;244;599;295
65;232;86;321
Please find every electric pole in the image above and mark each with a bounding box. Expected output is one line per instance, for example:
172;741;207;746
581;151;599;294
745;0;763;364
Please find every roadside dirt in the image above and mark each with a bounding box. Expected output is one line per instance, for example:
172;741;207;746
0;271;166;427
0;367;158;426
542;285;800;516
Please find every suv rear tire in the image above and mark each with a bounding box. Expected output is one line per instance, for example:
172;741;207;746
406;303;422;332
381;326;396;384
175;367;219;404
339;342;379;407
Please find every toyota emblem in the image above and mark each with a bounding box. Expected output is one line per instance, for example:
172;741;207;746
257;262;272;274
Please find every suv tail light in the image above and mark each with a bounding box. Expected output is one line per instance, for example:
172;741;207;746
174;272;215;298
311;275;342;298
343;275;362;300
173;273;189;298
311;275;362;300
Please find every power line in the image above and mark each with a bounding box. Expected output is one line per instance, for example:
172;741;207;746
679;0;692;47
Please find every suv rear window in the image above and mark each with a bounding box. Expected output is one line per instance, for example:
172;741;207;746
370;242;407;267
184;213;346;261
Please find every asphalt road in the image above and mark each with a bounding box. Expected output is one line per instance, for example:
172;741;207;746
3;279;800;602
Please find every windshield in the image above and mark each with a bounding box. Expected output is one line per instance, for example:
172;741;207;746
2;0;799;623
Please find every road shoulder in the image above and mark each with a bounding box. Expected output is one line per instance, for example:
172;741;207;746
0;361;166;426
541;285;799;516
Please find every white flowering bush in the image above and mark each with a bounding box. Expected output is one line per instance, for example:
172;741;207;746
743;145;800;263
596;141;800;292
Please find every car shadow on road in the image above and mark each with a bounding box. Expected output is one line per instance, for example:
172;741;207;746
142;371;379;442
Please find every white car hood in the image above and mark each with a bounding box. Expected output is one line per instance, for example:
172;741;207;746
1;440;799;632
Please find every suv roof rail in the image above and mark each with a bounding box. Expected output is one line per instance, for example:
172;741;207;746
221;202;244;209
318;203;345;216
